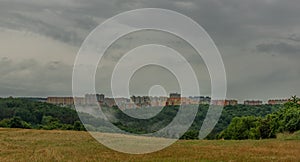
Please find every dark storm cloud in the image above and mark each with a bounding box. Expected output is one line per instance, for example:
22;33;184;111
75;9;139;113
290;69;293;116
256;42;300;56
1;0;300;47
0;0;300;99
288;34;300;42
0;57;73;96
0;0;100;45
9;12;81;45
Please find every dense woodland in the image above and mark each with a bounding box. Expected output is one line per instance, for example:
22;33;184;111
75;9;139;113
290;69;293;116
0;97;299;140
102;103;281;139
218;96;300;140
0;98;85;131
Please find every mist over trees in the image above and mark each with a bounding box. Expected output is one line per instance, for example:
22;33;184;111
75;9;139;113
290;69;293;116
0;97;299;140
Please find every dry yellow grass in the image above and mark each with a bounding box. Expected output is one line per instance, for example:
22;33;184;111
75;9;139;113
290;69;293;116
0;128;300;162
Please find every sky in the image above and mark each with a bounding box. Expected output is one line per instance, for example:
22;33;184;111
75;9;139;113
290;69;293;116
0;0;299;102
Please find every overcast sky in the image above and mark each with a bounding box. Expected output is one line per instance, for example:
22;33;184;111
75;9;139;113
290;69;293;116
0;0;299;102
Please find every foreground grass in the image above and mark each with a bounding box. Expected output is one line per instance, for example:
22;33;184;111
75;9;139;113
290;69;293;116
0;128;300;162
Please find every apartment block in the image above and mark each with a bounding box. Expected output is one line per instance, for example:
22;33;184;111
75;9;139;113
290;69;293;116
244;100;263;106
268;99;289;105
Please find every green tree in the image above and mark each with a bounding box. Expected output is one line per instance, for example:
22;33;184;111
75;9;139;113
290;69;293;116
181;130;199;140
8;117;31;129
219;96;300;140
290;95;300;104
41;116;62;130
219;116;261;140
0;119;10;128
73;121;85;131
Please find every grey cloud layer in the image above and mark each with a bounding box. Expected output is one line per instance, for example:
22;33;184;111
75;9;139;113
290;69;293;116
0;57;72;96
2;0;300;47
257;42;300;56
0;0;300;99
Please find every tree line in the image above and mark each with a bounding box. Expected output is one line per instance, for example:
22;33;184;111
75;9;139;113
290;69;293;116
101;103;281;139
218;96;300;140
1;97;298;140
0;98;85;131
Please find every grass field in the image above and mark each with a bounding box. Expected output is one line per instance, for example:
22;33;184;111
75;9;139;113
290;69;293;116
0;128;300;162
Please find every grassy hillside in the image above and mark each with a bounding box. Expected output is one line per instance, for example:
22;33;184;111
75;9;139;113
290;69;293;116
1;128;300;162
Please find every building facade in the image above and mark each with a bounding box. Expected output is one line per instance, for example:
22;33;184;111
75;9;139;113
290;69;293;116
211;100;238;106
47;97;74;106
244;100;263;106
268;99;289;105
130;96;151;108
